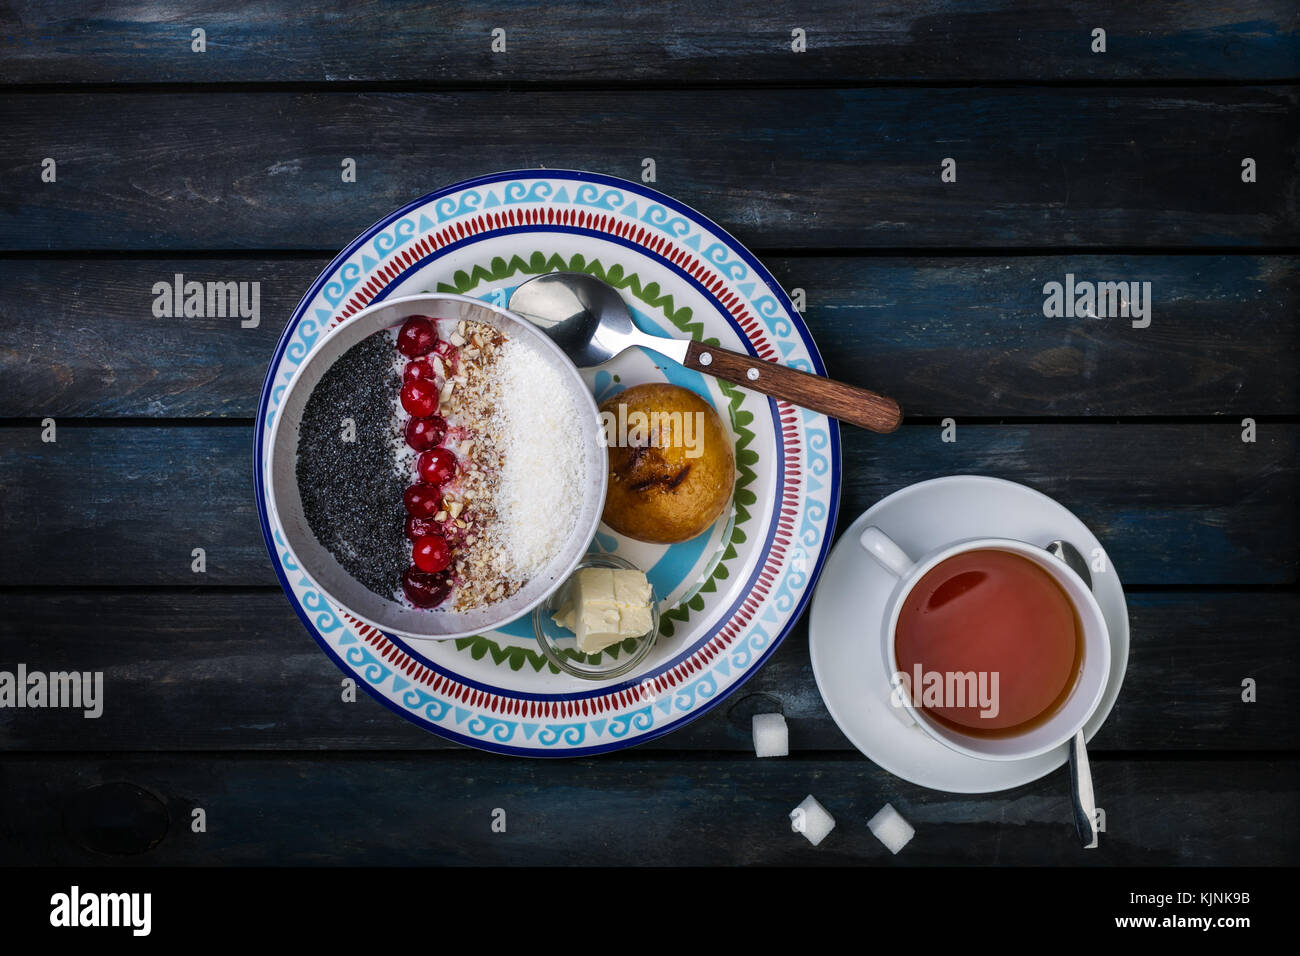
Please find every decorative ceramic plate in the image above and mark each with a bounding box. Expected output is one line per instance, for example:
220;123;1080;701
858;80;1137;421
255;169;841;756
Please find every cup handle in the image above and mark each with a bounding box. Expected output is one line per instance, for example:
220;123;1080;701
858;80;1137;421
858;526;915;578
859;527;921;729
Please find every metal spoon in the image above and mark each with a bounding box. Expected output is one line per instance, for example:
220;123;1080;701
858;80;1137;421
507;272;902;433
1047;538;1099;848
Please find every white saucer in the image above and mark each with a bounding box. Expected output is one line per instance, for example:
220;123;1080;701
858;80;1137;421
808;475;1130;793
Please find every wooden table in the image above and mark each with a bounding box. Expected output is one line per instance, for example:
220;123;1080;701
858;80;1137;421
1;1;1296;867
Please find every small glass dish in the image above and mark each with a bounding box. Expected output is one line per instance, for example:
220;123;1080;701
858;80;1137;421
533;552;660;680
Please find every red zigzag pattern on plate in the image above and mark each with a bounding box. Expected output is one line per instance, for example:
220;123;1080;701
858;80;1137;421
324;204;803;720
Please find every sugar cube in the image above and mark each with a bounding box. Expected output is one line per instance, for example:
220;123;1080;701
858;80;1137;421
752;713;789;757
867;802;915;855
790;794;835;846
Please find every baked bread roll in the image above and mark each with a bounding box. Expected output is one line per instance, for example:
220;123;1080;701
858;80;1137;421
599;383;735;544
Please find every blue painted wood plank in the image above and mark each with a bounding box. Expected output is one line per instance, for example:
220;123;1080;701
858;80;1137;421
1;88;1295;250
0;423;1292;585
0;753;1294;864
0;589;1291;751
1;1;1296;84
1;255;1294;418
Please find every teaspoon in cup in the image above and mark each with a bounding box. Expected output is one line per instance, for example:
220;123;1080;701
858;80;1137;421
1047;538;1099;848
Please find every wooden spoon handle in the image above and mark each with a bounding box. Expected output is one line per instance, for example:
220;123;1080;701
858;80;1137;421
684;340;902;433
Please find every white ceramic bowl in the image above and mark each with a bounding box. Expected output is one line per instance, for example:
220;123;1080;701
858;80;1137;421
266;293;608;640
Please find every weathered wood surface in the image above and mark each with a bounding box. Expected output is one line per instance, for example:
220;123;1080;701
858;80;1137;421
0;590;1291;752
0;753;1293;865
2;1;1297;85
1;423;1291;586
0;3;1294;872
2;88;1296;251
2;255;1294;419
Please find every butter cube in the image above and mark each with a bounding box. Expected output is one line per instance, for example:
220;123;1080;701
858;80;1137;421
551;567;653;654
552;595;577;632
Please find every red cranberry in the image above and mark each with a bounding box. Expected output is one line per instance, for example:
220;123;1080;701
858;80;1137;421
402;483;442;519
403;567;453;608
405;415;447;451
404;515;439;542
396;316;437;357
403;358;435;383
400;379;437;417
412;534;452;573
417;447;457;485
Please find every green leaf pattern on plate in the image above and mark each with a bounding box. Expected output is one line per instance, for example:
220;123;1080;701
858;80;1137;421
429;251;760;669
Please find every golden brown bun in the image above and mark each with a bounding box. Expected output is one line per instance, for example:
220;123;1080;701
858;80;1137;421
599;383;735;544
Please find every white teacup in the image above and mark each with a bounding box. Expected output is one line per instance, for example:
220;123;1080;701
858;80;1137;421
858;528;1111;762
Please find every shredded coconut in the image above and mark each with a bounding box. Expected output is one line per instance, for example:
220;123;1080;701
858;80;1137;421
490;339;584;578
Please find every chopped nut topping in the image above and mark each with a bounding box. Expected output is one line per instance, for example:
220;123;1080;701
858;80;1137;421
390;316;526;612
